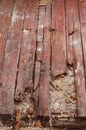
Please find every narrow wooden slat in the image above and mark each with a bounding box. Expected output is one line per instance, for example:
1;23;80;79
66;0;75;65
36;6;45;62
0;0;26;114
51;0;67;77
33;6;45;92
15;30;36;100
0;0;14;75
66;0;86;117
37;3;51;117
32;6;45;109
24;0;38;30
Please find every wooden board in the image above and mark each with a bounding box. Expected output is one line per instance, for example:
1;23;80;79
66;0;74;65
15;30;36;100
51;0;67;77
78;0;86;75
66;0;86;117
24;0;38;30
0;0;26;114
33;4;51;117
32;6;45;112
37;3;51;117
0;0;14;76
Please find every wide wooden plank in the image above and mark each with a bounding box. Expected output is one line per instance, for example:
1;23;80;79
78;0;86;75
37;3;51;117
15;30;36;100
0;0;26;114
0;0;14;75
51;0;67;77
66;0;86;117
24;0;38;30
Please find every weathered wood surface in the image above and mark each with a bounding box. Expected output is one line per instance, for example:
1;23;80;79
66;0;74;65
37;3;51;117
33;5;51;117
0;0;14;75
78;0;86;75
66;0;86;117
32;6;45;109
51;0;67;77
78;0;86;116
0;0;86;121
0;0;26;114
24;0;38;30
15;30;36;100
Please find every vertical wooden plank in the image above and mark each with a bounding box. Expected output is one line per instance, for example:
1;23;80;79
36;6;45;62
37;3;51;117
51;0;67;77
33;6;45;103
66;0;75;65
24;0;38;30
0;0;26;114
66;0;86;117
78;0;86;75
78;0;86;116
15;30;36;100
0;0;14;75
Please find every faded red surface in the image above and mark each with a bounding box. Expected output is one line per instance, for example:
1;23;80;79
0;0;86;118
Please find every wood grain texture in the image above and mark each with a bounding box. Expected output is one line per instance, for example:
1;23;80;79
0;0;26;114
66;0;86;117
51;0;67;77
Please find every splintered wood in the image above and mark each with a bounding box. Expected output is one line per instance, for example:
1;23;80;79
0;0;86;121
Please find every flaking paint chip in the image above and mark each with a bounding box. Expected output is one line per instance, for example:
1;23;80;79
39;0;51;5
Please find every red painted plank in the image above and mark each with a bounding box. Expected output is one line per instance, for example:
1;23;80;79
66;0;75;65
32;61;40;107
36;6;45;62
37;71;50;117
78;0;86;116
32;6;45;109
79;0;86;74
0;0;26;115
0;0;14;75
0;0;14;32
66;0;86;117
33;4;51;117
24;0;38;30
73;31;86;117
37;4;51;117
51;0;67;77
15;30;36;100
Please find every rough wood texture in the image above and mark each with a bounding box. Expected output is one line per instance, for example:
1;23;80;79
0;0;14;75
24;0;38;30
0;0;26;114
66;0;86;117
15;30;36;100
66;0;74;65
51;0;67;77
37;3;51;117
0;0;86;124
78;0;86;76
